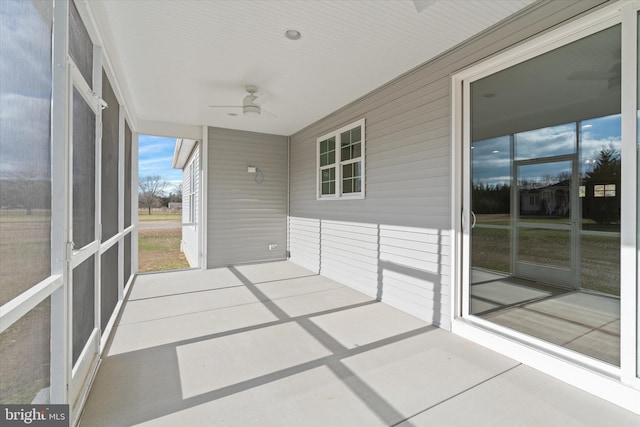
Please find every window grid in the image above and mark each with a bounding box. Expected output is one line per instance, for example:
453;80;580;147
188;163;196;223
319;136;337;196
317;119;365;199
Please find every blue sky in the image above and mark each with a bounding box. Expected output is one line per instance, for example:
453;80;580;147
138;134;182;193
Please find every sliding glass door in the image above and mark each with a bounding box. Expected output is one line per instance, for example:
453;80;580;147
466;24;624;366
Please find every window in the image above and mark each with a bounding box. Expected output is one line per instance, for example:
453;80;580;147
188;163;195;223
317;119;365;199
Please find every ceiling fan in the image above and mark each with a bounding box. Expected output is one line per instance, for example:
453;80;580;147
567;61;621;90
208;85;276;117
413;0;437;13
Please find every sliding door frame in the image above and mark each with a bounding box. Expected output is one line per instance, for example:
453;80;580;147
451;0;639;413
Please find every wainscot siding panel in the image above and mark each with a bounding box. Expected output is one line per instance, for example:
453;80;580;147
288;0;606;329
207;127;287;267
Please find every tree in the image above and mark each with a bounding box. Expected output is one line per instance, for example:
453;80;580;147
138;175;168;215
171;184;182;202
583;144;621;224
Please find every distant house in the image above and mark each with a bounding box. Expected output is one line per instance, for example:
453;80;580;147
520;180;570;216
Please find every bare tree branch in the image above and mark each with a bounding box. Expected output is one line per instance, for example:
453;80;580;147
138;175;168;215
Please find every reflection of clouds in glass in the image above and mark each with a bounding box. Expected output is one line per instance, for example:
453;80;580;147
472;136;510;186
0;0;52;180
580;114;621;171
518;161;571;185
515;124;575;160
582;114;620;139
471;114;622;186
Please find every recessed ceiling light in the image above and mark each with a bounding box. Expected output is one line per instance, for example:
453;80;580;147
285;29;302;40
582;124;593;128
492;150;500;154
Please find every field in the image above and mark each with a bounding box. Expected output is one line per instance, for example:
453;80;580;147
0;210;51;403
137;211;190;273
0;210;189;403
472;224;620;295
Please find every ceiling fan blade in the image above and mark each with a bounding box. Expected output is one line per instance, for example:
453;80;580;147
253;91;272;106
261;107;278;118
413;0;437;13
567;71;610;81
208;105;242;108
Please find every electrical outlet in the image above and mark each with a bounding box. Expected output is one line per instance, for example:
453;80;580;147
268;243;277;250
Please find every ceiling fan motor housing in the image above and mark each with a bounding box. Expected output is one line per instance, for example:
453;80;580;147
243;86;260;116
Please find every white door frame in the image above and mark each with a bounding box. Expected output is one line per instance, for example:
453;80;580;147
450;0;639;414
67;57;102;418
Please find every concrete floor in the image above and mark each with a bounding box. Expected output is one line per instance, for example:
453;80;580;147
471;269;620;365
80;261;640;426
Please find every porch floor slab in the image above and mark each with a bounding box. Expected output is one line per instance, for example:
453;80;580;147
79;261;639;426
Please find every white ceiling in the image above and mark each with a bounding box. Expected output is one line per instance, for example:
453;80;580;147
87;0;535;137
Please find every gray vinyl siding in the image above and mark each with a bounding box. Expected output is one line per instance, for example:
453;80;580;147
288;0;607;329
208;127;288;267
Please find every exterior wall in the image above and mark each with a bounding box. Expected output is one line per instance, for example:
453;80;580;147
207;127;288;267
288;0;607;329
181;144;199;267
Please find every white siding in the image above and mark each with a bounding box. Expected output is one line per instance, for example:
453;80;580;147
288;0;602;329
181;144;199;267
288;216;320;273
208;127;288;267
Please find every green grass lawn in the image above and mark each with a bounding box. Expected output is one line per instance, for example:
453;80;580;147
471;226;620;295
138;227;189;272
0;301;50;404
137;211;182;222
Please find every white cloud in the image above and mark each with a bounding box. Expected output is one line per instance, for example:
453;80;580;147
0;1;53;181
0;92;51;180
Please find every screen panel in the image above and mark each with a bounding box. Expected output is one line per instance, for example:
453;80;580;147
72;88;96;249
72;256;95;365
0;0;53;306
101;70;119;241
69;1;93;87
100;245;118;331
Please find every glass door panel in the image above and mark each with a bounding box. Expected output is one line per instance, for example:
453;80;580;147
514;159;576;287
467;24;622;366
470;135;513;315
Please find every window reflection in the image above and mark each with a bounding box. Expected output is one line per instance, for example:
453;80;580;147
469;24;621;366
515;123;576;161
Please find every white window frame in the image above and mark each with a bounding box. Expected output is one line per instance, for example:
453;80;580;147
188;162;196;224
316;118;366;200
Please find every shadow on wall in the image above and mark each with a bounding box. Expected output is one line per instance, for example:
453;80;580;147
290;217;446;326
